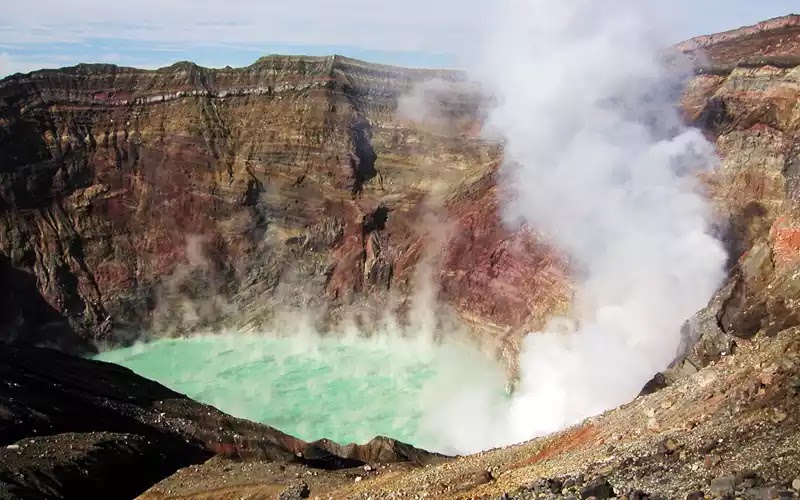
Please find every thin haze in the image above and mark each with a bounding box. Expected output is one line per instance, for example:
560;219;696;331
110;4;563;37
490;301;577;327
0;1;797;76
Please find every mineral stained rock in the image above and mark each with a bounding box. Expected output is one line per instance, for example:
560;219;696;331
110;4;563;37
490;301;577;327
3;19;800;357
0;55;568;352
675;15;800;368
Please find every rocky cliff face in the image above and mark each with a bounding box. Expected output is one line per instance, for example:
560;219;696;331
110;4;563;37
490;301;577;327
0;55;568;353
673;16;800;374
2;17;800;363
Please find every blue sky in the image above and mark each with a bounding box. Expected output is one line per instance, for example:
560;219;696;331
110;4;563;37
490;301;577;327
1;1;797;77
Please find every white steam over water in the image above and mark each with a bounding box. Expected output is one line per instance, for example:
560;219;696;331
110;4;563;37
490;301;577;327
99;0;729;458
422;0;727;453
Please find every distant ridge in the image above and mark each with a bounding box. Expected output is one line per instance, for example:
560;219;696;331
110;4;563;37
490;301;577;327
4;15;800;83
676;14;800;52
0;54;462;83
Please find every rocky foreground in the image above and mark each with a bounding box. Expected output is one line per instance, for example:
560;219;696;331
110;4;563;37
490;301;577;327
1;328;797;499
2;12;800;500
0;343;447;498
138;328;800;499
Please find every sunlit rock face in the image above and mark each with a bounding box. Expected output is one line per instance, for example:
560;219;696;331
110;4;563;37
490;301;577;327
681;16;800;344
2;16;800;356
0;56;569;352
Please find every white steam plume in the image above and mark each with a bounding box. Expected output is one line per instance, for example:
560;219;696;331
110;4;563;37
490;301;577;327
396;79;461;134
424;0;727;453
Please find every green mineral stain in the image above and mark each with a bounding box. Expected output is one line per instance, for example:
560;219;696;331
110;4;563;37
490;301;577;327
94;333;500;448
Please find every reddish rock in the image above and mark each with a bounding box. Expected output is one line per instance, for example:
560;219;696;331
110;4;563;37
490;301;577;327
439;173;571;332
3;17;800;353
0;56;493;348
677;14;800;66
770;215;800;268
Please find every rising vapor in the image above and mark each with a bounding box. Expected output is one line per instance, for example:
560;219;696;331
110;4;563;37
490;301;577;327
423;0;727;453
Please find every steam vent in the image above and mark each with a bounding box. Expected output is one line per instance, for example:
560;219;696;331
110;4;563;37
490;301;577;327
2;10;800;500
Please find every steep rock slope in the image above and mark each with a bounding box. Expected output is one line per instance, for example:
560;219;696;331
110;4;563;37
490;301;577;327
2;18;800;358
675;16;800;375
0;56;568;352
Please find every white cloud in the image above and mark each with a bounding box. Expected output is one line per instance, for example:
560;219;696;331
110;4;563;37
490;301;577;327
423;0;727;454
0;52;174;78
2;1;793;55
0;0;485;53
0;52;65;76
0;0;795;79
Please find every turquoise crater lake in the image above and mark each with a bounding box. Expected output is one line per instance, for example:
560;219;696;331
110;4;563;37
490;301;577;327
94;332;505;449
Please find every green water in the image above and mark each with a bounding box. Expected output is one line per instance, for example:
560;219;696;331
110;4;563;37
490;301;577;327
95;332;503;448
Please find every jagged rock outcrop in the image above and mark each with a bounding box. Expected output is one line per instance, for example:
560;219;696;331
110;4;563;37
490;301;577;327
677;14;800;67
670;17;800;375
1;17;799;369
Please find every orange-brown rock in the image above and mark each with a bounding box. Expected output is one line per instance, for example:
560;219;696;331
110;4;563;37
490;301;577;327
4;16;800;355
0;56;566;351
681;15;800;343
